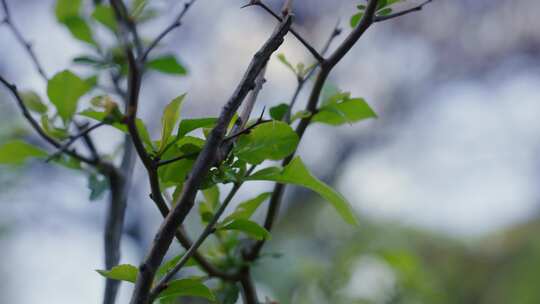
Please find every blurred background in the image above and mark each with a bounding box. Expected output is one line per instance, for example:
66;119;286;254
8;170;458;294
1;0;540;303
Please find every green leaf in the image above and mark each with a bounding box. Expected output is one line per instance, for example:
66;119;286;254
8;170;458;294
158;156;195;187
55;0;81;22
269;103;289;121
55;0;96;46
159;95;185;153
73;55;107;67
177;136;205;153
378;7;393;16
92;5;117;32
199;185;220;223
20;91;48;114
350;12;364;28
79;109;125;129
88;174;108;201
233;121;299;164
136;119;154;152
0;140;47;165
177;117;217;138
47;70;91;123
218;219;270;240
221;192;271;224
96;264;138;283
62;16;97;46
156;278;215;301
41;115;70;140
157;254;198;278
147;55;187;75
246;157;359;226
378;0;401;9
312;98;377;126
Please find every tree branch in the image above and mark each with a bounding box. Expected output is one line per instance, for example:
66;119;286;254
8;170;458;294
46;122;106;162
147;168;239;281
1;0;48;81
246;0;380;261
284;21;341;122
0;76;98;166
148;179;247;301
239;267;259;304
128;15;292;304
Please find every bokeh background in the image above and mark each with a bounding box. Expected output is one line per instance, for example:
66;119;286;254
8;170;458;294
2;0;540;303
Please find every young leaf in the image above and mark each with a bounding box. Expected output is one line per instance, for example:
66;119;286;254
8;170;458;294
177;117;217;138
21;91;48;114
350;12;364;28
156;279;215;301
92;5;117;32
221;192;271;224
269;103;289;121
41;115;70;140
136;119;154;152
277;53;297;75
233;121;299;164
147;55;187;75
48;70;91;123
96;264;138;283
218;219;271;240
159;95;185;153
246;157;360;226
0;140;47;165
312;98;377;126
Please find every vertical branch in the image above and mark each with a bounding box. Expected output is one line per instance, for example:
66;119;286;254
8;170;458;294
246;0;379;261
128;16;292;304
239;268;259;304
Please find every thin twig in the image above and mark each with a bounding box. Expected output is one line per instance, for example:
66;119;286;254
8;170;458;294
46;122;106;162
374;0;433;22
128;16;292;304
1;0;48;81
0;76;98;166
243;1;324;63
157;152;198;167
140;0;197;62
223;117;270;143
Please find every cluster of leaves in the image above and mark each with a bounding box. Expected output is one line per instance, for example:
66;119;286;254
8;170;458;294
0;1;383;303
351;0;402;27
